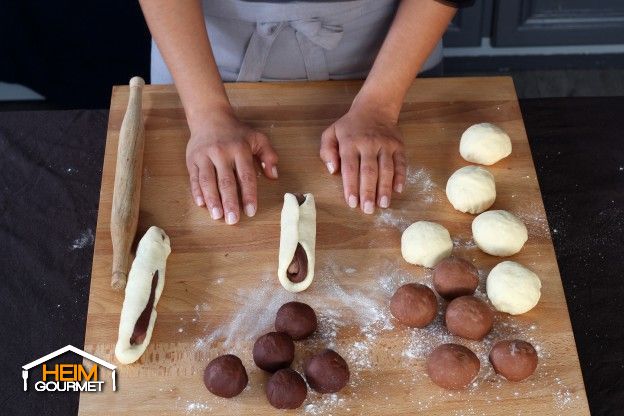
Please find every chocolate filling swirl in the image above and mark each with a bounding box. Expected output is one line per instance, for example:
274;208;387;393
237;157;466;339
287;193;308;283
287;244;308;283
130;270;159;345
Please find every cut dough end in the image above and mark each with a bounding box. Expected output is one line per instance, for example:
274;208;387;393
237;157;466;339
278;193;316;292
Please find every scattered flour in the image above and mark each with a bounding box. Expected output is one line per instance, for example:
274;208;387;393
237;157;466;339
513;201;550;238
374;166;441;231
375;211;411;231
406;167;439;204
183;164;579;413
188;255;579;414
70;228;94;250
185;401;211;413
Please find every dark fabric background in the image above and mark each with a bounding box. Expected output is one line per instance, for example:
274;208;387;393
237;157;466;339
522;98;624;415
0;0;471;110
0;99;622;415
0;111;107;414
0;1;150;108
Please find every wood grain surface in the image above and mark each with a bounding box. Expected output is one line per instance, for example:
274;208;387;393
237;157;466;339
79;77;589;415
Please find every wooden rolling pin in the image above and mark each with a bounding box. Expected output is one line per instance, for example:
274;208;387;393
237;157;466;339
111;76;145;290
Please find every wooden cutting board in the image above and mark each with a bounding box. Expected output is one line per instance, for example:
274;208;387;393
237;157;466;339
79;77;589;415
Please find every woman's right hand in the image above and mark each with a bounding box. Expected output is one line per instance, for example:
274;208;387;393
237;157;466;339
186;109;279;225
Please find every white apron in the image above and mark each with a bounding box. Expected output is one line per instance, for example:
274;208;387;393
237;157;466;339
151;0;442;83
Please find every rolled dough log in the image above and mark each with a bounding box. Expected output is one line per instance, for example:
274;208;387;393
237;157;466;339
115;226;171;364
278;193;316;292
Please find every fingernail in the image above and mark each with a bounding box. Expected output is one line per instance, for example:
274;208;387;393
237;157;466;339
245;203;256;217
211;207;222;220
195;196;204;207
395;183;404;193
226;212;237;225
272;166;278;178
380;196;389;208
363;200;374;214
348;195;358;208
326;161;335;174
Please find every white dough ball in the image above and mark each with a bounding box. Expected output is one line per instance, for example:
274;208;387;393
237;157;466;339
472;210;528;256
487;261;541;315
446;166;496;214
460;123;512;165
401;221;452;268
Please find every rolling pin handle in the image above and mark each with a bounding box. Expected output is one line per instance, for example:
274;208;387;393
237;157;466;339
129;76;145;88
111;271;128;291
110;76;146;291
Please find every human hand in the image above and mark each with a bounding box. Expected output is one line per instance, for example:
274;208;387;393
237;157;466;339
186;109;278;224
319;100;406;214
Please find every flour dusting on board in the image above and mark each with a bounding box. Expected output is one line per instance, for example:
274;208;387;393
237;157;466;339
375;166;440;231
406;167;439;204
185;165;581;413
512;199;551;238
187;252;578;414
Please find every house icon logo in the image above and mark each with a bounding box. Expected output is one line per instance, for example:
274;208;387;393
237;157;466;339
22;345;117;392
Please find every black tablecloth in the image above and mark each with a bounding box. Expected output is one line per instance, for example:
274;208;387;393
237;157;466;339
0;99;622;415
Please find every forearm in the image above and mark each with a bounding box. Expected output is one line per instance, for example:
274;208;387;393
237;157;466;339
139;0;231;130
355;0;457;119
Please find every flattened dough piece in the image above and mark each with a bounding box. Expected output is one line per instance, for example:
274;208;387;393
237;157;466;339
115;226;171;364
278;193;316;292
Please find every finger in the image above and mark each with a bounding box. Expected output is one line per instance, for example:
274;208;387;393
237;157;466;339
196;158;224;220
359;152;379;214
235;152;258;218
393;150;407;193
214;160;240;225
250;131;279;179
320;124;339;174
187;162;205;207
377;150;394;208
340;149;359;209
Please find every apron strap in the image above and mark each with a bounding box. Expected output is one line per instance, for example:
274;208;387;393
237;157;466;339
237;18;344;82
237;22;285;82
291;18;343;81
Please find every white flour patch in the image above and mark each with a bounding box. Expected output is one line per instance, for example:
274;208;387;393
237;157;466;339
195;276;295;349
406;167;440;204
375;166;441;231
513;201;550;238
70;229;94;250
375;210;412;231
184;401;212;413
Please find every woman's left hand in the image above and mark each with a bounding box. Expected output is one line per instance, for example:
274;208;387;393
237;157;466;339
320;99;406;214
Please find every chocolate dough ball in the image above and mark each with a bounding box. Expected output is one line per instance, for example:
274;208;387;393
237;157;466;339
275;301;318;340
266;369;308;409
304;349;350;393
433;257;479;300
390;283;438;328
203;354;248;398
426;343;480;390
445;295;494;341
489;340;538;381
253;332;295;373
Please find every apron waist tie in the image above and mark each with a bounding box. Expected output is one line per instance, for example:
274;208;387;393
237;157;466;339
237;18;344;82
